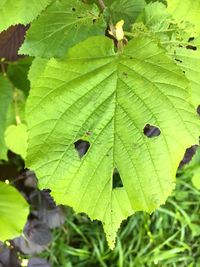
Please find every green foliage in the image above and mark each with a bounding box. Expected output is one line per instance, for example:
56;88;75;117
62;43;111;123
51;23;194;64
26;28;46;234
20;0;106;58
104;0;146;29
0;75;13;160
26;35;199;248
7;58;33;96
5;123;28;159
0;181;29;241
0;0;52;32
0;0;200;249
167;0;200;35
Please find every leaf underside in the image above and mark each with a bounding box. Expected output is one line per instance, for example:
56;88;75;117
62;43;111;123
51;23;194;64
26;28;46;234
26;36;199;248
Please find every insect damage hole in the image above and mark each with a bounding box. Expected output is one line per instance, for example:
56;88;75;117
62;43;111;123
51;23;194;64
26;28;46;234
197;105;200;116
74;139;90;158
112;168;123;189
143;124;161;138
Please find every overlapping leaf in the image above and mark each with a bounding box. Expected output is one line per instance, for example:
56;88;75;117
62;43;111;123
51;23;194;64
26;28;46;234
0;0;52;33
104;0;146;29
0;181;29;241
20;0;106;58
26;36;199;248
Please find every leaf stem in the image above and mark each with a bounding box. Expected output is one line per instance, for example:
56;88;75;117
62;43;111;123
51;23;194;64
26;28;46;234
98;0;106;11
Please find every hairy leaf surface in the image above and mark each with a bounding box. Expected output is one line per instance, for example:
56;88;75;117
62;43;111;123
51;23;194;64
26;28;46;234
26;36;199;248
0;182;29;241
0;0;52;33
20;0;106;58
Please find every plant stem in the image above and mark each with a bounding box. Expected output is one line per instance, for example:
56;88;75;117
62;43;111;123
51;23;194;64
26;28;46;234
98;0;106;11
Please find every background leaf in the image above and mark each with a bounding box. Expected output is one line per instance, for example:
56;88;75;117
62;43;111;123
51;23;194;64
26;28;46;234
5;123;28;159
104;0;146;29
0;181;29;241
0;75;13;160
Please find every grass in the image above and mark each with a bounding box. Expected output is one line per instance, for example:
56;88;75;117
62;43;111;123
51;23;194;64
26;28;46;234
39;161;200;267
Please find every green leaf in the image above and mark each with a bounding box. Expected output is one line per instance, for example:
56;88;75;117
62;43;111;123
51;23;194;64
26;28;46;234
104;0;146;29
172;46;200;108
167;0;200;34
26;36;199;248
0;75;13;160
19;0;106;58
7;58;33;96
5;123;28;159
0;181;29;241
137;2;171;35
0;0;52;33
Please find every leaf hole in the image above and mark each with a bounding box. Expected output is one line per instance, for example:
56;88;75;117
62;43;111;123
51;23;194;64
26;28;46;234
112;168;123;189
143;124;161;138
74;139;90;158
175;58;182;63
72;7;76;12
93;19;97;24
197;105;200;116
188;37;195;42
123;72;128;78
186;45;197;51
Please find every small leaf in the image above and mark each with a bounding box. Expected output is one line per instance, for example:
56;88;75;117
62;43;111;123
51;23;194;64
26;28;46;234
20;0;106;58
5;123;28;159
0;181;29;241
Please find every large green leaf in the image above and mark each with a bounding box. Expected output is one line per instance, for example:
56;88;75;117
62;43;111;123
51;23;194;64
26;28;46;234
0;75;13;160
167;0;200;34
0;181;29;241
0;0;52;33
26;36;199;248
20;0;106;58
